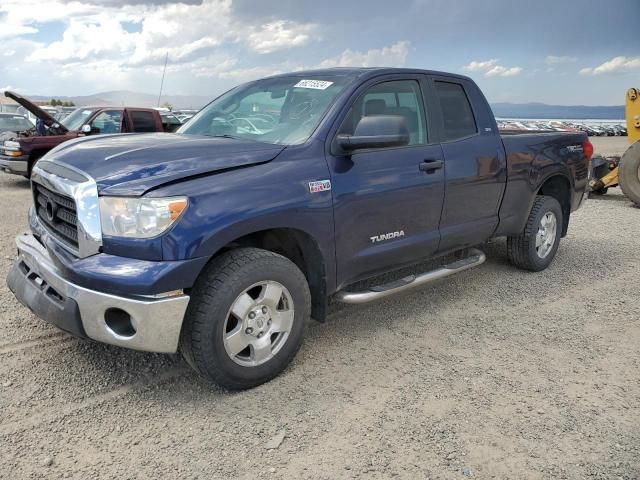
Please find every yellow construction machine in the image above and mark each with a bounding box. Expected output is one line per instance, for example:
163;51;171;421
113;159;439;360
589;87;640;206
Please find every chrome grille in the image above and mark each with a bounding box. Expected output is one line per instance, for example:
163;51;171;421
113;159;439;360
33;183;79;249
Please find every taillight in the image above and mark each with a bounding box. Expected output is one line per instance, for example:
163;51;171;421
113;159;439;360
582;139;594;160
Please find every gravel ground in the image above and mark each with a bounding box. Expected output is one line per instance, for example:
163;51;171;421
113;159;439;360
1;136;638;479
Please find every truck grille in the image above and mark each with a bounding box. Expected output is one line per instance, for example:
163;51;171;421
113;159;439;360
33;183;79;249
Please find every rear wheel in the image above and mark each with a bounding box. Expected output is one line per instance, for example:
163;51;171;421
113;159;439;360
618;141;640;207
180;248;310;390
507;195;563;272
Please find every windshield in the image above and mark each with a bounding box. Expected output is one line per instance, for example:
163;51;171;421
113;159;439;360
0;115;33;132
62;108;96;131
179;76;352;145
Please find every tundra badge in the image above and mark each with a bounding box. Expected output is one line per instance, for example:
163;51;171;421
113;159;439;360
370;231;405;243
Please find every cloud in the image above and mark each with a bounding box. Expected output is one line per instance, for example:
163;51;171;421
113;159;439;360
217;64;295;82
463;59;523;77
464;59;498;72
189;56;239;78
0;0;104;26
246;20;317;54
0;23;38;40
318;41;410;68
218;40;411;83
579;56;640;75
79;0;204;5
485;65;523;77
27;18;138;63
545;55;577;65
9;0;319;67
4;0;327;98
208;40;411;86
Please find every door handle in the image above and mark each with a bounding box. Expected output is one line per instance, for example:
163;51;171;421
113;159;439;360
419;159;443;173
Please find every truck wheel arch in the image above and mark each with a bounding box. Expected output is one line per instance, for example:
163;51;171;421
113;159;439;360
535;174;572;237
203;228;329;323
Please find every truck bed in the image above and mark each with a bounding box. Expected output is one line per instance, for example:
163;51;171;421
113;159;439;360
496;131;590;237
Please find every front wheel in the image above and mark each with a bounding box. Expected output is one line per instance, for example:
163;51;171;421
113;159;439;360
180;248;311;390
507;195;563;272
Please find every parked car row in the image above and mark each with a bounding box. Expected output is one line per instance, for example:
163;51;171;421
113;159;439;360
496;119;627;136
2;101;201;132
0;91;209;177
0;91;168;177
575;123;627;136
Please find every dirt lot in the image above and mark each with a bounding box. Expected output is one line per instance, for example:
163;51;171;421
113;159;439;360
0;136;638;479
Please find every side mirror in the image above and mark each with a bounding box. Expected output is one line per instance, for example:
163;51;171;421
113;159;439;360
336;115;410;152
81;124;92;134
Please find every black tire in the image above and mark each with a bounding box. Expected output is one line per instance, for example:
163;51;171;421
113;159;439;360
592;161;611;182
180;248;311;390
618;141;640;207
507;195;563;272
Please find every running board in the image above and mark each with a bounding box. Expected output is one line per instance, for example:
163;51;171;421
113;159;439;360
335;248;486;304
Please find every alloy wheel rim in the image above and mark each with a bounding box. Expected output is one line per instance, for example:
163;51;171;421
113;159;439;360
223;280;294;367
535;211;557;259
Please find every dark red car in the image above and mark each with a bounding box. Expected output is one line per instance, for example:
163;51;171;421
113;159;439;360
0;91;165;177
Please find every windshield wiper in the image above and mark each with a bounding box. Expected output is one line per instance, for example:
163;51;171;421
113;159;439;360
210;134;244;140
208;134;262;142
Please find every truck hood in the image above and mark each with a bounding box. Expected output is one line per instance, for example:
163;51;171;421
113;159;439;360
44;133;286;196
4;91;68;133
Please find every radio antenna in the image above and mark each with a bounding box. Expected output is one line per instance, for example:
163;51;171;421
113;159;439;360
157;52;168;107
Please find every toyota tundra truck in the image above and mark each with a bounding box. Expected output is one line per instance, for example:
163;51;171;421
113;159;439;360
6;68;592;389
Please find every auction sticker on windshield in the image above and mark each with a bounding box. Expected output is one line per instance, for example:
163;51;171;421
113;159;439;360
294;79;334;90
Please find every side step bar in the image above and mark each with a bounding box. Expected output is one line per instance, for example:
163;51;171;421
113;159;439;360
335;248;486;304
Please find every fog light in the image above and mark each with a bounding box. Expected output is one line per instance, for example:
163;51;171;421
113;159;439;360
104;308;136;337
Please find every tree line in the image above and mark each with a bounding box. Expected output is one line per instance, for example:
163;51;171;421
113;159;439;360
49;99;75;107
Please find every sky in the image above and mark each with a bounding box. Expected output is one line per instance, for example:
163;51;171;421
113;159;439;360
0;0;638;105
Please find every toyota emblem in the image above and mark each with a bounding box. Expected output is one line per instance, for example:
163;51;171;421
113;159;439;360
45;198;57;222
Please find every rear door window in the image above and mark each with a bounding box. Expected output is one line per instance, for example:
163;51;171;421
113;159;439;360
129;111;157;132
434;81;477;142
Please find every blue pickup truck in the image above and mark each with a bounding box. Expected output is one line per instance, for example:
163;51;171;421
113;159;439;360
7;68;592;389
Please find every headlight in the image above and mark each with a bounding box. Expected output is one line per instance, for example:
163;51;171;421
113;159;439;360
3;140;23;157
100;196;188;238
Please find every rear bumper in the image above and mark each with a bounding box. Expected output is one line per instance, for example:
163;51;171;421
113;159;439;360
7;232;190;353
0;155;29;175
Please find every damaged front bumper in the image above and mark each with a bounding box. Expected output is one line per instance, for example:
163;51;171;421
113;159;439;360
7;232;191;353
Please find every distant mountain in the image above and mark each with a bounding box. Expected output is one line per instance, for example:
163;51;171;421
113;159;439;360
491;102;624;120
26;90;212;109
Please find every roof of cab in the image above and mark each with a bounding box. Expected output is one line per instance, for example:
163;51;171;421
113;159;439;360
264;67;473;83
